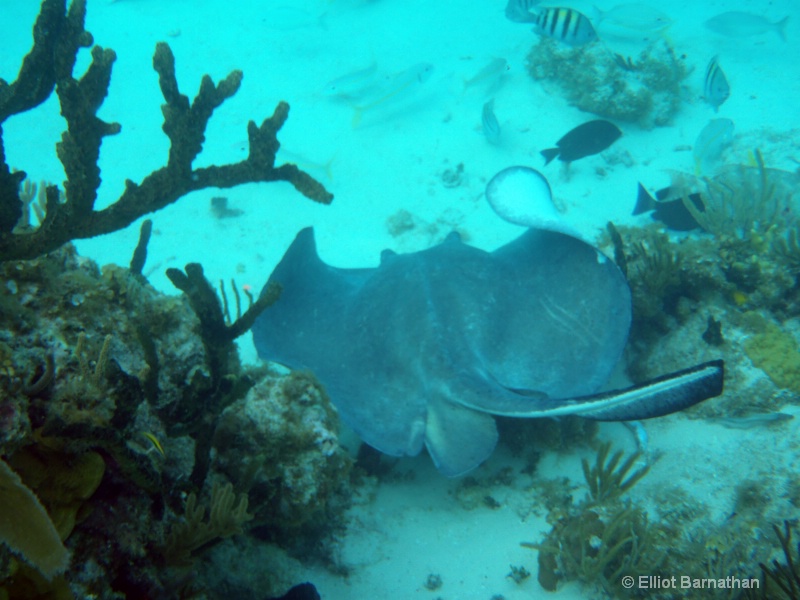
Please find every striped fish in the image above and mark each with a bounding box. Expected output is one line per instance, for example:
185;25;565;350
534;7;597;45
482;99;501;145
704;55;730;112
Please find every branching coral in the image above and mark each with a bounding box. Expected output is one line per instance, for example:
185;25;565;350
582;441;650;506
523;443;658;595
614;226;687;343
775;224;800;276
163;481;253;567
630;230;682;313
166;265;281;377
166;263;282;488
527;506;662;594
673;151;795;241
757;521;800;599
0;0;332;263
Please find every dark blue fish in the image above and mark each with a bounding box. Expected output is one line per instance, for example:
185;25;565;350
703;56;730;113
267;583;320;600
534;7;597;45
541;119;621;164
633;183;704;231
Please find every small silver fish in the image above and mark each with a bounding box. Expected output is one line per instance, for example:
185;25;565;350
505;0;541;23
321;61;380;103
351;63;434;127
705;11;789;41
594;3;672;33
534;7;597;46
482;99;501;145
703;56;730;113
321;61;379;101
708;412;793;429
464;58;509;93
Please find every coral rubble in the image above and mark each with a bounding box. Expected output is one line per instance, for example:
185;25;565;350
527;38;688;128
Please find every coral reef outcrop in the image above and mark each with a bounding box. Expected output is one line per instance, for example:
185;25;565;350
0;1;348;597
527;38;688;128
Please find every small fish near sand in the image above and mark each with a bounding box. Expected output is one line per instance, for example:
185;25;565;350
707;412;793;430
703;56;730;113
705;11;789;41
533;7;598;46
693;117;734;174
463;57;509;95
350;62;434;127
320;60;379;101
541;120;622;165
594;3;673;36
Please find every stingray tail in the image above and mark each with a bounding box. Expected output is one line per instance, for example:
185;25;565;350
577;360;724;421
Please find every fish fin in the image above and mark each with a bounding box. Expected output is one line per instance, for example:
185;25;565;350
776;15;789;41
540;147;560;165
632;182;656;215
425;396;498;477
323;155;336;181
655;186;673;201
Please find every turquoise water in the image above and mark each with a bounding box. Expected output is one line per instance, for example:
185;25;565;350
1;0;799;598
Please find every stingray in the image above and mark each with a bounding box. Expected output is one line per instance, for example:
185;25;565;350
252;167;723;476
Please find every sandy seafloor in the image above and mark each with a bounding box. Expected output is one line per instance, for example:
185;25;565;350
3;0;800;598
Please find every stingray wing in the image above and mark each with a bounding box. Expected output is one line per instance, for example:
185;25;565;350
253;228;433;458
460;228;631;410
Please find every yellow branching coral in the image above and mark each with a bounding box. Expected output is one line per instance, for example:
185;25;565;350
0;458;69;580
164;482;253;566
